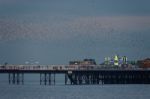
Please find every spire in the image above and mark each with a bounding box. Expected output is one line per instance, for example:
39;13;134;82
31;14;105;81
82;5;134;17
114;55;119;66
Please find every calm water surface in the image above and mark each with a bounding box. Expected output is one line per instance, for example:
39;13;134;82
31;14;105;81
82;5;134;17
0;74;150;99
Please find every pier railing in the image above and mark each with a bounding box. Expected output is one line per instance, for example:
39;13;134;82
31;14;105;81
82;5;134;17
0;64;147;71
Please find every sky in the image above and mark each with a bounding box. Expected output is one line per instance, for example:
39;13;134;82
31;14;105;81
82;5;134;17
0;0;150;65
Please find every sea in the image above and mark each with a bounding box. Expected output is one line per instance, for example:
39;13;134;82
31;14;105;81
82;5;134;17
0;74;150;99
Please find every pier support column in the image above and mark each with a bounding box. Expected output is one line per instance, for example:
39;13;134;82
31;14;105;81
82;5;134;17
8;73;11;84
44;73;47;85
17;73;20;85
12;73;15;84
49;73;51;85
54;73;56;85
22;73;24;85
65;74;68;85
8;73;24;85
40;73;54;85
40;73;42;85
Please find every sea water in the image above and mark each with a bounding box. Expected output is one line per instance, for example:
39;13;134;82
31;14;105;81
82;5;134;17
0;74;150;99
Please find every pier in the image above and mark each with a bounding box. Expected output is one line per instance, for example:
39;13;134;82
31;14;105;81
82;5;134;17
0;65;150;85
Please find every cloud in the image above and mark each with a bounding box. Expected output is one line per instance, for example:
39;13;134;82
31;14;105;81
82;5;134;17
0;16;150;41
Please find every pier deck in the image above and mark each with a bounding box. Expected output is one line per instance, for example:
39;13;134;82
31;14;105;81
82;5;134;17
0;65;150;85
